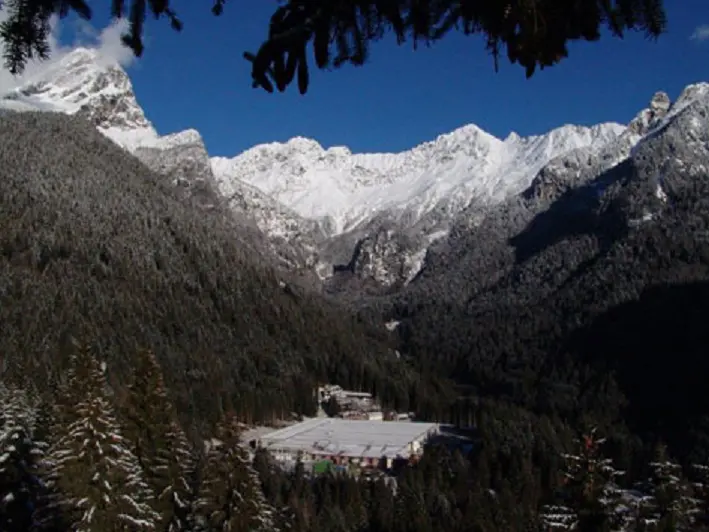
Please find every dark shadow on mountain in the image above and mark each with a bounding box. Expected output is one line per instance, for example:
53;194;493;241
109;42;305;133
564;280;709;462
333;237;365;274
509;161;632;264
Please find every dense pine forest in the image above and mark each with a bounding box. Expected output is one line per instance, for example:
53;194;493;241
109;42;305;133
0;111;451;432
4;345;709;531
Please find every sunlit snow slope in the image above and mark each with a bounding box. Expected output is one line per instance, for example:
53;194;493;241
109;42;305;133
211;123;626;236
0;47;205;154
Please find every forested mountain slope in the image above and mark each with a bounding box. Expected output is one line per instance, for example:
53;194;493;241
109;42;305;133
364;82;709;461
0;111;429;431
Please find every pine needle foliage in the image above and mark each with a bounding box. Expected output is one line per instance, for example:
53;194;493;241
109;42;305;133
120;349;196;531
0;0;667;92
0;383;45;532
244;0;668;94
0;0;176;73
42;343;159;531
540;428;626;531
193;413;277;532
642;444;700;531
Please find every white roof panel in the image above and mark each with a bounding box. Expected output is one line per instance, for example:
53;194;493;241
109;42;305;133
257;418;438;459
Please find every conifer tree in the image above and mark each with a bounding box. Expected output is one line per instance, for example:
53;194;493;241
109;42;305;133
120;349;195;531
642;444;700;531
193;413;277;531
691;463;709;529
42;343;159;531
539;428;625;531
0;383;45;531
251;447;295;530
394;468;432;532
368;476;395;532
31;398;69;532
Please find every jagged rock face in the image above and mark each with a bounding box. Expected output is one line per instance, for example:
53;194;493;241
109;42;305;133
523;132;639;205
627;84;709;219
320;212;447;293
650;91;671;114
628;91;671;136
212;123;625;236
214;168;326;274
73;72;151;132
211;121;625;288
6;48;154;137
134;130;221;209
522;89;694;208
332;226;425;289
406;82;709;302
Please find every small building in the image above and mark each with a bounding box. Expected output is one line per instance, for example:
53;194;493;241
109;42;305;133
255;417;439;472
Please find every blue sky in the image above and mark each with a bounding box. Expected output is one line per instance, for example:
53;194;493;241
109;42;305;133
51;1;709;156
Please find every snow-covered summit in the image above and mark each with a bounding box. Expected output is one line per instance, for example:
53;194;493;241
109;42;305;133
0;47;325;274
211;120;625;235
1;47;159;148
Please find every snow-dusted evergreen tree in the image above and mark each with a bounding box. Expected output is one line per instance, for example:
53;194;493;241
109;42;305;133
539;428;626;531
691;463;709;530
31;397;71;532
193;413;277;531
251;447;295;531
120;349;196;531
641;444;700;531
42;343;159;531
0;382;45;531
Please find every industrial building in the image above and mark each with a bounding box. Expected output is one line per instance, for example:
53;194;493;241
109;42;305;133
255;417;439;471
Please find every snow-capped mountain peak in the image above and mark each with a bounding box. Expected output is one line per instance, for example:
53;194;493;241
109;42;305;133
1;47;159;148
674;82;709;111
0;47;326;275
211;120;625;236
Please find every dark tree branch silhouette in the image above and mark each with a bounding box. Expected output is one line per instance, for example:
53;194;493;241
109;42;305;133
1;0;667;94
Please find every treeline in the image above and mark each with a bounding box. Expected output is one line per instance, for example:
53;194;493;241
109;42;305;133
5;347;709;531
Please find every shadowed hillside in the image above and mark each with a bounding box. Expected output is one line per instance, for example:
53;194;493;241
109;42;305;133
367;91;709;459
566;280;709;464
0;111;427;431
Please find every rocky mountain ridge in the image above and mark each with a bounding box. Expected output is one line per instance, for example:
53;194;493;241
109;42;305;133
211;123;625;234
357;79;709;463
3;46;703;292
0;47;320;275
400;82;709;304
211;121;627;287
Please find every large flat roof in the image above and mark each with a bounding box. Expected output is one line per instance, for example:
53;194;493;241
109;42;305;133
257;418;438;459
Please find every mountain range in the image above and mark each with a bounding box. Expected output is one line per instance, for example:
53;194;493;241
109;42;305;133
3;46;687;293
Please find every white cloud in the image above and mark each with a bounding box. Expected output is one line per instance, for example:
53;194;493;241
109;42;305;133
84;18;137;68
0;7;136;94
690;24;709;41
